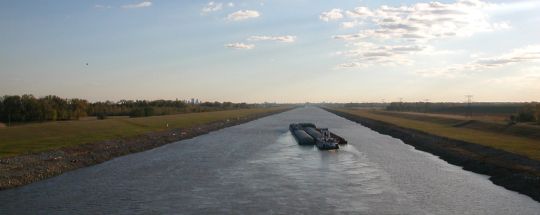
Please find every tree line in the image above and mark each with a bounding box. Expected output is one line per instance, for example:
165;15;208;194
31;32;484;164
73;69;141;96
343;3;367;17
511;104;540;123
0;95;257;125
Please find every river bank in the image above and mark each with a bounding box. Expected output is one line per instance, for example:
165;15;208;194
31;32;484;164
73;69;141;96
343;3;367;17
0;107;291;190
326;108;540;202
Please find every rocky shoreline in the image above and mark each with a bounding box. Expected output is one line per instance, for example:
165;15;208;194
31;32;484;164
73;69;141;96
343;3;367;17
326;108;540;202
0;108;291;190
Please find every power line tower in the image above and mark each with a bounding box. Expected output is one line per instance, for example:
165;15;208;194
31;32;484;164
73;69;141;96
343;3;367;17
465;95;473;118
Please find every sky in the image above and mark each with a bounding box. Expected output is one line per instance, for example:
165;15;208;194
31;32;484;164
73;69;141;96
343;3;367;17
1;0;539;103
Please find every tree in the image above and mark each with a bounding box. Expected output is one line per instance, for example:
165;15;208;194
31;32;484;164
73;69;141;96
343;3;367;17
69;99;88;120
1;94;256;122
2;95;23;125
46;95;69;120
0;98;4;123
21;94;41;121
516;105;535;122
535;104;540;124
129;107;145;117
39;97;57;121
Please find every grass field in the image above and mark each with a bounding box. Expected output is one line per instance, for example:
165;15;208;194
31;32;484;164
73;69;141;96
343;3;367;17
335;109;540;161
0;107;286;158
397;111;510;123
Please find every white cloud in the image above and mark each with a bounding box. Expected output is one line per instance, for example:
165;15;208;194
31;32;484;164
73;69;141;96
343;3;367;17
337;42;424;68
336;62;366;69
332;33;366;41
340;21;360;29
122;1;152;9
419;45;540;76
485;67;540;89
227;10;260;21
334;1;508;42
474;45;540;68
320;9;344;22
228;2;234;7
248;35;296;43
225;42;255;50
330;0;512;69
202;2;223;13
95;4;112;9
346;7;373;18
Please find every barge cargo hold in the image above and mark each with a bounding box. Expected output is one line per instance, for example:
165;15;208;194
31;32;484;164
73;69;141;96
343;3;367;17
289;123;346;150
289;124;315;145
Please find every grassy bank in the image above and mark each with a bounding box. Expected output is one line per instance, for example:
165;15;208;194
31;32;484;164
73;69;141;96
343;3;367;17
333;109;540;161
0;107;288;158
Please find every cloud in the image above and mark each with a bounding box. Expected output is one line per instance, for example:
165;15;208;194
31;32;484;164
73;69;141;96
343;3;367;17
419;45;540;76
227;10;260;21
225;36;296;50
336;42;424;68
248;35;296;43
320;9;344;22
340;21;360;29
334;0;509;42
225;42;255;50
336;62;365;69
474;45;540;68
332;33;366;41
346;7;373;18
228;2;234;7
485;67;540;89
95;4;112;9
202;2;223;13
122;1;152;9
330;0;511;69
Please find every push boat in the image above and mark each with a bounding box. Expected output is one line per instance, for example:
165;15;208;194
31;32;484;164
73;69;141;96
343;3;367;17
289;123;347;150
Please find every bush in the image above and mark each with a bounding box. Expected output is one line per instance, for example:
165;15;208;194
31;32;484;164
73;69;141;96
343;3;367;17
144;107;154;117
536;104;540;124
516;105;536;122
129;108;145;118
129;107;154;117
96;113;107;120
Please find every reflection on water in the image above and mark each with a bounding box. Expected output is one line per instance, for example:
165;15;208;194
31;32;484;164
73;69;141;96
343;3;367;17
0;107;539;214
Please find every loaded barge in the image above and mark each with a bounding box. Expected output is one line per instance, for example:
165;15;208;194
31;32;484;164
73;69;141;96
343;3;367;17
289;123;347;150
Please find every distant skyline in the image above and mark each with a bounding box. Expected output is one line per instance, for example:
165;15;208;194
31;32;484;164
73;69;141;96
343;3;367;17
1;0;539;103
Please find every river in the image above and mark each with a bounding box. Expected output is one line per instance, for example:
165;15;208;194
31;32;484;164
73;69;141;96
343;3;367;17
1;107;539;214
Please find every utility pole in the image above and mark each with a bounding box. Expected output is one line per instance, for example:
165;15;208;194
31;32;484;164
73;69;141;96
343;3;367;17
398;97;403;111
465;95;473;118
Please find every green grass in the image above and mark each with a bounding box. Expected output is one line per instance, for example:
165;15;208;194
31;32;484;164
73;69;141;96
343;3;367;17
336;109;540;161
0;108;286;158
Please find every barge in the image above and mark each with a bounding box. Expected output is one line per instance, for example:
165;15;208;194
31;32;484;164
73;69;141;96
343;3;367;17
289;123;347;150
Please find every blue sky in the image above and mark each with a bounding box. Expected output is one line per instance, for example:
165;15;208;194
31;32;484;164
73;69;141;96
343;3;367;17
1;0;539;103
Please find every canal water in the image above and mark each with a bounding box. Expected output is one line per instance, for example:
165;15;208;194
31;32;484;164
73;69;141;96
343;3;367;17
1;107;539;214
